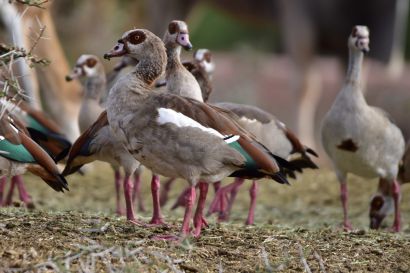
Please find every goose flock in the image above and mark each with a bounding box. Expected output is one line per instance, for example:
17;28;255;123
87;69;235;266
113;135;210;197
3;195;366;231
0;21;408;239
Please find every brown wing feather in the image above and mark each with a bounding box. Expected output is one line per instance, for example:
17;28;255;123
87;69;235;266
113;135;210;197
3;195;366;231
18;129;68;192
153;94;281;175
63;111;109;175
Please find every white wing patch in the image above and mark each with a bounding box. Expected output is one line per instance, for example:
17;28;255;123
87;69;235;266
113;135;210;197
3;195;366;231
239;116;259;124
156;108;239;144
223;135;240;144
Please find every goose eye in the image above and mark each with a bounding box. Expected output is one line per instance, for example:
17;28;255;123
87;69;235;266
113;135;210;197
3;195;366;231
129;31;146;45
86;58;97;68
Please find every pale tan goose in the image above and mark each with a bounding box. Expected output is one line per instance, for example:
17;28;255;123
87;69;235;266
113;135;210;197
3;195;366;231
157;21;206;208
66;55;106;133
180;49;317;224
163;20;203;102
103;29;297;238
321;26;405;232
65;55;146;218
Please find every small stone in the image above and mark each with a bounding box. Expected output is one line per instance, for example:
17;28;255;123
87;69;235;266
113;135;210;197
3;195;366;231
5;223;16;229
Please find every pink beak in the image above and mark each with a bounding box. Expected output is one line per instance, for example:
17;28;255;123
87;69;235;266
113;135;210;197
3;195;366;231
104;41;127;60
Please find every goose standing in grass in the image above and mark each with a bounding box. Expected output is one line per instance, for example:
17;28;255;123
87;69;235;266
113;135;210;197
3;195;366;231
0;99;71;207
175;49;318;224
145;20;204;223
64;55;146;221
158;23;213;208
0;111;69;201
321;26;404;231
103;28;297;238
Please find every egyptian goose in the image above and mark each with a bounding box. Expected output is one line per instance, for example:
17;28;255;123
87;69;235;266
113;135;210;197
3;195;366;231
65;55;148;220
163;20;203;102
321;26;405;231
177;49;318;224
369;140;410;229
182;49;214;102
104;28;297;238
0;98;71;207
0;111;68;201
158;25;209;207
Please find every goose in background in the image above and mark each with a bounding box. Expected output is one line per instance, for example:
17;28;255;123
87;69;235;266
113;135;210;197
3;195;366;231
321;26;404;232
65;55;145;219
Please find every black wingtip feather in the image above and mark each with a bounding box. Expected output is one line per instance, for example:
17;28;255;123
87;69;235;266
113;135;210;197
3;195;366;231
54;146;71;163
44;174;69;192
62;165;83;177
306;147;319;157
271;172;290;185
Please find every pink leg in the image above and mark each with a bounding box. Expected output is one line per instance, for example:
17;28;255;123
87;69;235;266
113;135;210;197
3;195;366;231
150;174;165;225
133;172;145;212
171;185;199;210
207;178;244;221
213;181;221;193
181;186;196;236
245;181;258;225
224;178;245;219
0;177;7;206
114;170;124;215
340;182;352;231
123;174;139;224
5;176;17;206
159;177;176;206
193;182;209;237
392;179;401;232
14;175;34;208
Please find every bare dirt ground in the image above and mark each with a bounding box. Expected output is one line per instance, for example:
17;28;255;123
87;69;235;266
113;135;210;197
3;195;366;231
1;163;410;272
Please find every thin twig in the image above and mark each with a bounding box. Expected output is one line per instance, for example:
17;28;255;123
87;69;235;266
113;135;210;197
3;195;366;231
12;0;49;9
314;251;327;273
297;243;312;273
260;246;273;273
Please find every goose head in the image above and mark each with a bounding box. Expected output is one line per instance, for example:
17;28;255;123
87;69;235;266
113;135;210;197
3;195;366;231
163;20;192;50
369;194;394;229
104;29;164;61
66;54;104;81
194;49;214;75
348;25;370;54
104;29;166;84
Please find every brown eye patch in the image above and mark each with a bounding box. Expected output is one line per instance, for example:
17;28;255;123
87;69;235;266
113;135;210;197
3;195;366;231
204;52;212;62
370;196;384;211
168;22;179;35
352;27;358;37
128;31;146;45
86;58;97;68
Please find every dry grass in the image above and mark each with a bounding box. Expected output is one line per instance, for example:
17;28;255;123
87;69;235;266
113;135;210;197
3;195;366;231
1;163;410;272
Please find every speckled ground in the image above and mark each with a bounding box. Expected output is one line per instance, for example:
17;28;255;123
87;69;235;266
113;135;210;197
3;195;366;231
0;163;409;272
